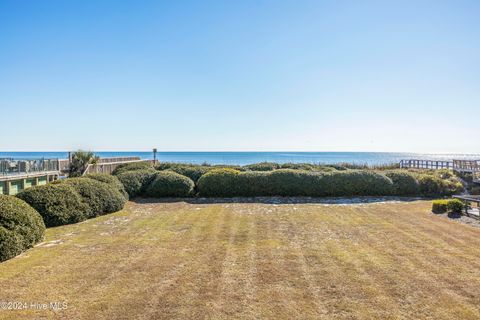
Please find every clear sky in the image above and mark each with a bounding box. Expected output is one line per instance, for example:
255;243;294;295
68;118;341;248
1;0;479;153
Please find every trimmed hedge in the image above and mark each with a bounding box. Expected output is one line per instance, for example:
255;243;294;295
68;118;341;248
63;178;127;218
385;171;420;196
84;173;129;200
197;169;394;197
317;170;394;197
146;171;195;197
432;200;448;213
112;161;153;176
17;183;89;227
432;199;464;214
0;195;46;262
116;169;157;197
197;168;242;197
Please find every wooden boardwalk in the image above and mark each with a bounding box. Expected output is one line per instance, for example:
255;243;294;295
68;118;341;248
400;159;480;183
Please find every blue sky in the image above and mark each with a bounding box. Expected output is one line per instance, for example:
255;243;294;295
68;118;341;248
1;0;479;152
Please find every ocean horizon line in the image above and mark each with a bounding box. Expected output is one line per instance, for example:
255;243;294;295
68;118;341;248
1;151;479;166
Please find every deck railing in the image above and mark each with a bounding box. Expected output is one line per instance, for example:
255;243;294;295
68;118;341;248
399;159;453;170
399;159;480;183
0;158;59;176
452;160;480;172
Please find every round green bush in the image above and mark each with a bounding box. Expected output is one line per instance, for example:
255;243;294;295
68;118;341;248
63;178;127;217
447;199;464;213
385;171;420;196
197;168;242;197
0;195;46;262
112;161;154;176
116;169;157;197
418;175;445;197
146;171;195;197
84;173;129;200
17;184;89;227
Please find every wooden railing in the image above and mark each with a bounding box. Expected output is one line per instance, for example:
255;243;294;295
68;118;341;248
399;159;453;170
97;157;141;164
399;159;480;183
452;160;480;173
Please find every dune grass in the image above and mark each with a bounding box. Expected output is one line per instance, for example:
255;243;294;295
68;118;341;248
1;200;480;319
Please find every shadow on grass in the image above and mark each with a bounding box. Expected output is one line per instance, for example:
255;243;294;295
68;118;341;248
447;212;463;219
132;196;424;205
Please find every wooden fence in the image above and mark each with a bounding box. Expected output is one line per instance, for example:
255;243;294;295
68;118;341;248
82;158;149;175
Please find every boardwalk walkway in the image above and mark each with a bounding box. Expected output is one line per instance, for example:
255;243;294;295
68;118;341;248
399;159;480;183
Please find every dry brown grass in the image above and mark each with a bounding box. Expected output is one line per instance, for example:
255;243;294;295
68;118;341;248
1;200;480;319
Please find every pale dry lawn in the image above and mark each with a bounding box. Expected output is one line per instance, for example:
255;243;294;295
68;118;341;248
1;200;480;319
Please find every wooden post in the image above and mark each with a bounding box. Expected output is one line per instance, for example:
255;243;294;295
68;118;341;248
5;181;10;195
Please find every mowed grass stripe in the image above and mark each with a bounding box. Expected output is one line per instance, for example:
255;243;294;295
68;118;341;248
354;205;480;318
1;201;480;319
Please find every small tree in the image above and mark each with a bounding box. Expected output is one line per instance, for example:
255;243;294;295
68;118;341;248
69;150;99;177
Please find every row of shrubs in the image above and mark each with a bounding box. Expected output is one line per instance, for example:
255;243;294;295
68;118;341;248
17;174;128;228
112;162;464;198
112;161;346;182
1;173;129;262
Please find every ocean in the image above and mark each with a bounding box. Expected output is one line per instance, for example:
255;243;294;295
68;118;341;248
0;152;479;166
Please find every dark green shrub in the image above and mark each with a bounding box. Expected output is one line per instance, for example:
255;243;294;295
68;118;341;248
244;162;280;171
197;169;242;197
385;171;420;196
155;162;194;170
443;179;464;195
158;165;211;182
447;199;464;213
84;173;129;200
198;169;393;197
318;171;394;196
116;169;157;197
112;161;153;176
418;174;463;196
267;169;323;196
0;195;46;262
146;171;195;197
432;200;448;213
17;184;89;227
63;178;127;217
418;175;445;197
